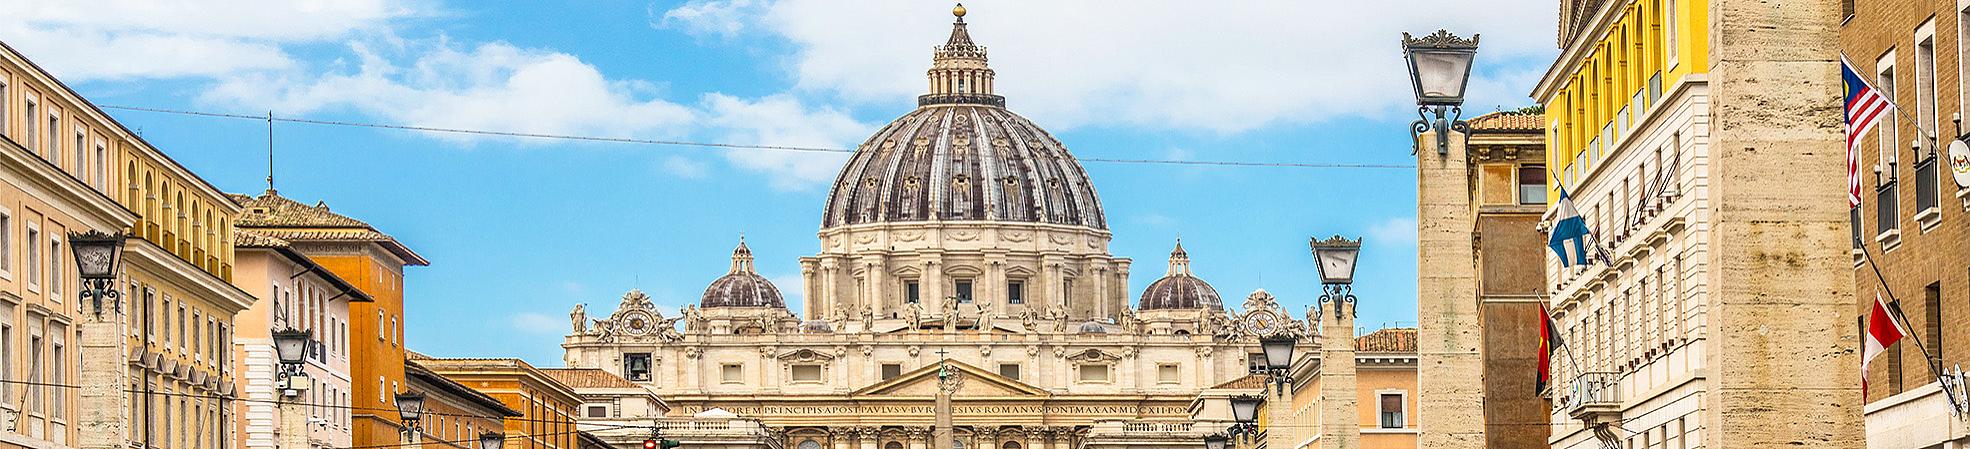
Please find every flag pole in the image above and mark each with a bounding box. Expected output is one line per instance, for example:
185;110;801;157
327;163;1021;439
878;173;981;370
1856;234;1955;410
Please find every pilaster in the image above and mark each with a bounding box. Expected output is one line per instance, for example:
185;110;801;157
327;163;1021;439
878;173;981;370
78;314;128;449
1319;305;1360;449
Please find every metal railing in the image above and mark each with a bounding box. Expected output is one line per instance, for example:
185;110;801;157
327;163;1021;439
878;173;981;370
1564;371;1619;416
1120;421;1193;434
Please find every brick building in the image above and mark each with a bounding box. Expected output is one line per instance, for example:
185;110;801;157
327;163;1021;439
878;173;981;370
1466;111;1553;449
1842;0;1970;445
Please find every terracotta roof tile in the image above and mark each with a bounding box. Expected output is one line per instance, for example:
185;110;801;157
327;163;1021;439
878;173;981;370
1468;111;1545;132
1208;374;1268;390
1355;328;1418;353
233;190;373;228
540;368;642;389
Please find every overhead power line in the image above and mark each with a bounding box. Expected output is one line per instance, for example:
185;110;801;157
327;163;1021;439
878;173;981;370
99;105;1416;170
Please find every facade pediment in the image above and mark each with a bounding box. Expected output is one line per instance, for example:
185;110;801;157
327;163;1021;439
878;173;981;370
851;360;1047;398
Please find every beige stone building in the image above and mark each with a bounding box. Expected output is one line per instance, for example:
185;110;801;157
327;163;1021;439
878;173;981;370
1529;0;1860;448
0;39;254;449
556;7;1359;449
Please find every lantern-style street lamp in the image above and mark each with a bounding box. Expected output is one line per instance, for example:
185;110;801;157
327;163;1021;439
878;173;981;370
1310;236;1363;319
1202;433;1230;449
395;391;428;426
1230;394;1261;426
479;432;505;449
67;230;126;318
1402;29;1480;155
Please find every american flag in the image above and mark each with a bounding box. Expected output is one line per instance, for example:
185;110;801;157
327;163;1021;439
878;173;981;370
1843;57;1895;208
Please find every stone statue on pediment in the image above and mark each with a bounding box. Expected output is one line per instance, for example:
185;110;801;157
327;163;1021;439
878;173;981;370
860;305;876;331
570;304;587;334
907;301;926;328
975;301;995;331
1020;308;1038;330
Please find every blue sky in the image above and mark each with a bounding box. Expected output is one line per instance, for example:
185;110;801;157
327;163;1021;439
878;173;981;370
3;0;1556;366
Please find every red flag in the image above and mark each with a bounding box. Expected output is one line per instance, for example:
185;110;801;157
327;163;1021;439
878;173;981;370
1862;293;1906;398
1538;303;1563;394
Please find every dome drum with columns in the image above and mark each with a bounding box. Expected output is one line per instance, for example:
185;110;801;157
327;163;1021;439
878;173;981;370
560;6;1340;449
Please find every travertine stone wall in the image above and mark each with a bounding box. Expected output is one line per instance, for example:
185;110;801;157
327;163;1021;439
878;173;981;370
1417;131;1486;449
1703;0;1862;446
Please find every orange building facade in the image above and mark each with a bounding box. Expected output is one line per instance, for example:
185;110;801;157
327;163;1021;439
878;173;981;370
230;191;429;448
414;357;583;449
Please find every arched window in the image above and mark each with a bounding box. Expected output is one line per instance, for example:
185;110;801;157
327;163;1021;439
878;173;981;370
798;441;821;449
886;442;904;449
1003;442;1021;449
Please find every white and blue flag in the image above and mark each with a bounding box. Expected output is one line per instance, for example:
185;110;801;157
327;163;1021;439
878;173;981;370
1546;186;1608;267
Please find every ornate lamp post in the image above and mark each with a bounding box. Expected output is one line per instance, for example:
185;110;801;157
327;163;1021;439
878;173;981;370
69;231;127;317
479;431;506;449
1310;235;1365;449
1402;30;1480;155
273;329;313;449
70;231;128;449
1202;433;1230;449
1310;236;1362;318
1222;394;1262;446
395;391;427;447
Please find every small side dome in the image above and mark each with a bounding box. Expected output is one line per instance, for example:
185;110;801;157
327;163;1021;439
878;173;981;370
701;238;787;309
1138;240;1223;310
1078;321;1108;334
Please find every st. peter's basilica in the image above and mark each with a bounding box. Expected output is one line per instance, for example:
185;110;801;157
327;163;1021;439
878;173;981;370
554;6;1413;449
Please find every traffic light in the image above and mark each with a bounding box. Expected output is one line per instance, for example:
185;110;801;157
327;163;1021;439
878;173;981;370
642;439;680;449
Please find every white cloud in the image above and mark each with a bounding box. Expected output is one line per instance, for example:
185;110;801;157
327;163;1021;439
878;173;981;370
1367;217;1419;248
656;0;762;38
509;312;567;335
698;93;867;190
677;0;1555;132
661;155;712;179
0;0;421;81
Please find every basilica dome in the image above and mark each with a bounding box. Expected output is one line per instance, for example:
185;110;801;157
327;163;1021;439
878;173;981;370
1138;241;1223;310
701;238;786;309
818;9;1104;230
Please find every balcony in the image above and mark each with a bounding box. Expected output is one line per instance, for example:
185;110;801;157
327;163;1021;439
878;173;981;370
1083;420;1209;449
1563;371;1620;424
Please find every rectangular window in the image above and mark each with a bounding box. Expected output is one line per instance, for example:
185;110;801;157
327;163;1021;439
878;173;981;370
72;130;84;174
177;305;186;350
790;364;823;382
1916;31;1941;215
0;81;7;137
998;363;1019;380
720;364;743;384
25;226;38;288
47;115;58;160
47;239;59;298
1157;364;1180;384
94;143;106;188
954;279;973;303
0;211;10;274
49;322;63;420
585;406;608;418
27;325;41;414
1519;165;1548;205
0;300;13;406
1247;353;1266;374
905;280;920;304
1380;393;1406;428
1925;283;1942;366
881;363;903;380
1078;364;1109;382
23;99;34;152
623;353;652;382
1006;280;1024;304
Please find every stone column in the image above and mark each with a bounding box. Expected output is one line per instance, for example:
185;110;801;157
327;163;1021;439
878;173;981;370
279;392;309;449
858;427;880;449
1416;127;1483;449
1319;303;1360;449
78;312;128;449
1266;383;1295;449
909;428;929;449
822;259;840;320
1703;0;1861;446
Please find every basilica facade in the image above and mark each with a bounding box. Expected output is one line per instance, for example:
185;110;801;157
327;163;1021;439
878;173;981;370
561;6;1323;449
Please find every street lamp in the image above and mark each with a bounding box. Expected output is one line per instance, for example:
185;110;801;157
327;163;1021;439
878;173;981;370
1229;394;1261;426
395;391;427;426
1402;29;1480;155
272;327;313;449
1202;433;1229;449
67;230;126;318
479;432;505;449
1310;236;1363;319
271;329;310;373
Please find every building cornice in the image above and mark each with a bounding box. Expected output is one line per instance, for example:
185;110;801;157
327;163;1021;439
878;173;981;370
126;238;256;312
1532;0;1633;101
0;135;139;231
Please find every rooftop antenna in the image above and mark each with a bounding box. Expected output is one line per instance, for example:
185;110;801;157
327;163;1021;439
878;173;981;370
265;110;276;193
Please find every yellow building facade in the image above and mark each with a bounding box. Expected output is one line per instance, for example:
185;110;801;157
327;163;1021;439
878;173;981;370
1543;0;1709;191
0;40;253;449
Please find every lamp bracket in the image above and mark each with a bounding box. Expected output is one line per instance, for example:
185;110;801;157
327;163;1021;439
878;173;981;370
1319;284;1357;319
